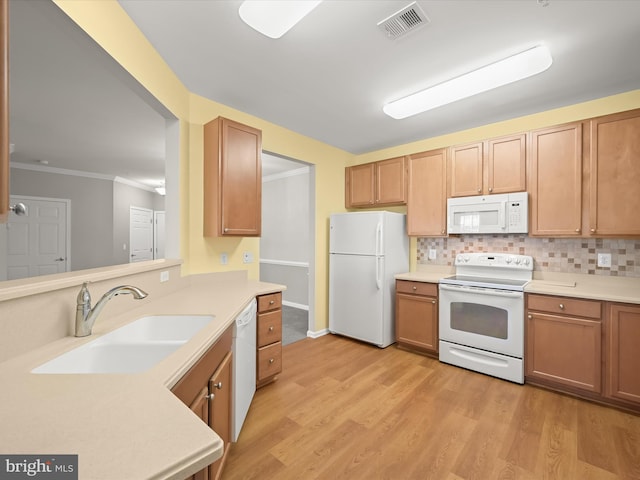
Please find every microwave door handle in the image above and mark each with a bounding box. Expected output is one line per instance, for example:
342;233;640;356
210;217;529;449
439;284;522;298
500;202;507;230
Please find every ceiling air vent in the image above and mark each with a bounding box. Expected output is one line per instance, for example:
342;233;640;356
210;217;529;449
377;2;429;40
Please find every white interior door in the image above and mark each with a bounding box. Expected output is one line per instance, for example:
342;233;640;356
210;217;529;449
7;196;70;280
130;206;153;263
153;211;165;259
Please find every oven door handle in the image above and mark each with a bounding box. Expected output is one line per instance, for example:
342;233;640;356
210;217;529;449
439;284;523;298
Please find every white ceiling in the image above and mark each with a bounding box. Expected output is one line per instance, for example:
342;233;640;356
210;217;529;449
9;0;640;186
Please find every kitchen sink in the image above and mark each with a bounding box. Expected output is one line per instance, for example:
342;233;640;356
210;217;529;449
32;315;215;374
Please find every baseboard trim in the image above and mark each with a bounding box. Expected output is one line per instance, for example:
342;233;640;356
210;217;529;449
282;300;309;311
307;328;329;339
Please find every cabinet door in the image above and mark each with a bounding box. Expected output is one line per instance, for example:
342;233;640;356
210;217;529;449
407;149;447;236
486;133;526;194
188;386;210;480
209;352;232;480
606;304;640;405
203;117;262;237
396;292;438;353
449;142;483;197
526;312;601;393
589;109;640;236
345;163;375;207
529;123;583;236
375;156;407;205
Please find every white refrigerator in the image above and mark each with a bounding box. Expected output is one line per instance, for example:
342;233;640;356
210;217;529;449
329;211;409;348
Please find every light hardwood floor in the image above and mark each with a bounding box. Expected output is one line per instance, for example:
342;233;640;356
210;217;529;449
222;334;640;480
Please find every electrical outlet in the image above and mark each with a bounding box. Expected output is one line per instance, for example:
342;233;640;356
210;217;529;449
597;253;612;268
428;249;437;260
160;271;169;282
242;251;253;264
220;253;228;265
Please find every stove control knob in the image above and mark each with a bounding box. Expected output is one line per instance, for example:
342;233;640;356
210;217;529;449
522;258;530;266
506;256;513;264
514;257;521;265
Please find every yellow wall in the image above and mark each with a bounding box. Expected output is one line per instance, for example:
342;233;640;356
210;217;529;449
50;0;640;332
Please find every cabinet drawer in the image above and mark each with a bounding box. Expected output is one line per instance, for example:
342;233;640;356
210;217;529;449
258;310;282;348
527;294;601;319
396;280;437;297
258;293;282;313
257;342;282;381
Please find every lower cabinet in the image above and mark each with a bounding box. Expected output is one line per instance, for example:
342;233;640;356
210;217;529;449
395;280;438;355
605;303;640;406
257;292;283;388
526;294;602;394
172;325;233;480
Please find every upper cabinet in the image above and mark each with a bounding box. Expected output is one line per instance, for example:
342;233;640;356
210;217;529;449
203;117;262;237
589;109;640;236
529;123;583;237
0;0;9;223
449;134;526;197
345;156;407;208
407;148;447;237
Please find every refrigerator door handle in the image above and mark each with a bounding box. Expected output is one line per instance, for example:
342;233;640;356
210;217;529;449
375;222;383;256
376;257;382;290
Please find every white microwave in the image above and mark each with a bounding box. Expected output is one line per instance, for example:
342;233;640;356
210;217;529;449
447;192;528;234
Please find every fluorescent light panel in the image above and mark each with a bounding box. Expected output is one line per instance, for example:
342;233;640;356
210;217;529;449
383;45;553;119
239;0;322;39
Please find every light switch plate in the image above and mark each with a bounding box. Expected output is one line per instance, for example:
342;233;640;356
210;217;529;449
242;251;253;264
597;253;611;268
428;249;437;260
220;253;228;265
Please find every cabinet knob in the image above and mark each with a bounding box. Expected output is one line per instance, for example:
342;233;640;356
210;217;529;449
488;187;493;193
412;286;417;291
441;229;445;234
269;358;275;364
575;228;580;233
269;300;275;305
431;300;436;304
213;381;223;390
206;393;215;400
224;228;229;232
528;315;532;320
590;228;596;233
477;188;481;193
269;326;274;332
559;303;565;310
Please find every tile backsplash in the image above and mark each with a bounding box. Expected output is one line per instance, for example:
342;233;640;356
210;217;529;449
417;236;640;277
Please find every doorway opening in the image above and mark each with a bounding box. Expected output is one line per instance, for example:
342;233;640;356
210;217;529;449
260;152;315;346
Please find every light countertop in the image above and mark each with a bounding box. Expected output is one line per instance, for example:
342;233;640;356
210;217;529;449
0;271;284;480
396;265;640;305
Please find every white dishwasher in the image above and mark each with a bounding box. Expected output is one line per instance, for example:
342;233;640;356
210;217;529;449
231;298;257;442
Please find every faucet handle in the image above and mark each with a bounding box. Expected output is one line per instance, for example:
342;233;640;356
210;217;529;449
77;282;91;305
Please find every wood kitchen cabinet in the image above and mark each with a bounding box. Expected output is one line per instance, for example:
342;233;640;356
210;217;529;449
407;148;447;237
526;294;602;394
529;122;583;236
345;156;407;208
448;134;526;197
203;116;262;237
605;303;640;407
395;280;438;356
257;292;283;387
589;109;640;236
172;325;233;480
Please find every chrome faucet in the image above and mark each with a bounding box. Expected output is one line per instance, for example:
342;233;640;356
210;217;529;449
75;282;148;337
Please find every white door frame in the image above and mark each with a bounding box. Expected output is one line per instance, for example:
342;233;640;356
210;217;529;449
153;210;166;260
9;195;71;275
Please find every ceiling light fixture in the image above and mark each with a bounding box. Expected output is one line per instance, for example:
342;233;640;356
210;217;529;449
238;0;322;39
383;45;553;119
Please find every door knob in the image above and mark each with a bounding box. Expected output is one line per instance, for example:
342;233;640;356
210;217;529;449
54;257;65;262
